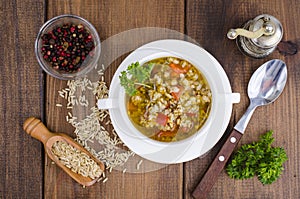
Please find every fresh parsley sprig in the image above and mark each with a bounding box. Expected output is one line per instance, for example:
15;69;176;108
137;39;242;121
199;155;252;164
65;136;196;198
226;130;288;185
119;62;153;96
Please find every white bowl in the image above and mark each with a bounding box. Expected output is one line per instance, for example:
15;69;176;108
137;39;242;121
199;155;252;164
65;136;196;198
98;40;240;164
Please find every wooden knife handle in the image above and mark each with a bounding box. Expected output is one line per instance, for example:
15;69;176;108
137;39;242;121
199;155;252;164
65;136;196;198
192;129;243;199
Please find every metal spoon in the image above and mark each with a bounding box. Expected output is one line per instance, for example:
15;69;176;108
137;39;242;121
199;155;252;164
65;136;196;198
192;59;287;199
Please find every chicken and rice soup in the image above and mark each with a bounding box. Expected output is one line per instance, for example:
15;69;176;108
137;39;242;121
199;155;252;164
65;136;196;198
126;57;212;142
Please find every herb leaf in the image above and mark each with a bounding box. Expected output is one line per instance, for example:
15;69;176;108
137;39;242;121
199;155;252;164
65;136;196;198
119;62;153;96
119;70;136;96
226;130;288;185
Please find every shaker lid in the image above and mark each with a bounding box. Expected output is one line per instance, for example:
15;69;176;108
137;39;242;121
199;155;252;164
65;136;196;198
249;14;283;48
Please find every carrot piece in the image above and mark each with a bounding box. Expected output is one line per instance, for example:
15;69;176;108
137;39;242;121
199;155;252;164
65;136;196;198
151;125;179;140
156;130;176;138
170;86;184;101
171;91;180;101
169;63;190;74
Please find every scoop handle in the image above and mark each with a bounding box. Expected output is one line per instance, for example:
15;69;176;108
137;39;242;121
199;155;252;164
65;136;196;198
23;117;54;145
192;129;243;199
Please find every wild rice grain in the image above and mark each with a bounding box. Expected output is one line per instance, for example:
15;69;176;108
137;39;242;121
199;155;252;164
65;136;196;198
51;141;103;179
136;160;143;170
102;177;108;183
57;71;134;174
68;112;72;118
97;177;103;182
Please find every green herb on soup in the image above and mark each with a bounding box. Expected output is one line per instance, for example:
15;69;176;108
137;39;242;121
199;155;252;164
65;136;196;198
119;57;212;142
119;62;154;96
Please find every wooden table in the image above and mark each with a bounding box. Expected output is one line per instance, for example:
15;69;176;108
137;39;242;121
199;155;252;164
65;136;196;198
1;0;300;198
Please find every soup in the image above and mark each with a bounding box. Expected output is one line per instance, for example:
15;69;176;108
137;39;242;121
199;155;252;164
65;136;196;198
125;57;212;142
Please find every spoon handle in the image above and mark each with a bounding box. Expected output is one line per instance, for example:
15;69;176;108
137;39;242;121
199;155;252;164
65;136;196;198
192;129;243;199
23;117;54;145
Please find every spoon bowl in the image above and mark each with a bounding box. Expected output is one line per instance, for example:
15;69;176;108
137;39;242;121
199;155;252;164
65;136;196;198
248;59;287;104
234;59;287;133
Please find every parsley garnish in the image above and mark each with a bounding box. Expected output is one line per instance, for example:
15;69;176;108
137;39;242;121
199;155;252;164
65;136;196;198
119;62;153;96
226;130;288;185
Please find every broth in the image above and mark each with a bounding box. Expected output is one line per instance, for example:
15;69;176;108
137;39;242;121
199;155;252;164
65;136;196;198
126;57;212;142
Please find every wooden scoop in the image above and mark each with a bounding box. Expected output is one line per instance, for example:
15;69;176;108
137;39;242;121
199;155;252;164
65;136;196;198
23;117;105;187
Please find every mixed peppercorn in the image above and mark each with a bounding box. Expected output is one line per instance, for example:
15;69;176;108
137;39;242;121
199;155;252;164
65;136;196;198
41;23;95;73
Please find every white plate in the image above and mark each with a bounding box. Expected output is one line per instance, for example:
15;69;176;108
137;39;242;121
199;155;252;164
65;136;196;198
106;40;239;164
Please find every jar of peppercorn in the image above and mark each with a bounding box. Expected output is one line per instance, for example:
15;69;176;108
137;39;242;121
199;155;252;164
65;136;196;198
35;14;101;80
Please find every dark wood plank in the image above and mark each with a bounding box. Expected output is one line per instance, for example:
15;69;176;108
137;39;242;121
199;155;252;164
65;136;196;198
0;0;45;198
185;1;300;199
44;0;185;198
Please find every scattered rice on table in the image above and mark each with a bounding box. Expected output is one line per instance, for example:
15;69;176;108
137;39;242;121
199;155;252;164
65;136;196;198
57;66;136;182
136;160;143;170
102;177;108;183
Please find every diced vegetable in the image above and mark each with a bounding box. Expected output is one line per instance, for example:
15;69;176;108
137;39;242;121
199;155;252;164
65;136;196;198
171;92;179;101
156;113;168;126
156;130;176;138
170;86;183;101
169;63;190;74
